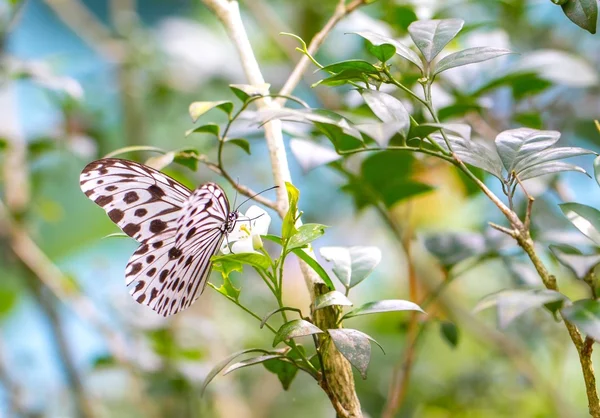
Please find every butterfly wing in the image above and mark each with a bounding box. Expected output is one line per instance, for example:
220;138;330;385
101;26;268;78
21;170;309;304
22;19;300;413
80;158;191;243
125;183;231;316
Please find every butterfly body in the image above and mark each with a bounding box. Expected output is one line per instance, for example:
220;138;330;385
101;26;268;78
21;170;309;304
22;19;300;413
80;158;238;317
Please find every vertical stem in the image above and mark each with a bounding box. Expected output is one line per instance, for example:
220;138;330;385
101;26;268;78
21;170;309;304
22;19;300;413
201;1;362;415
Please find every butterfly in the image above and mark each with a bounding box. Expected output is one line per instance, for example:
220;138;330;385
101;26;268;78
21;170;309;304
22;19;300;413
80;158;240;317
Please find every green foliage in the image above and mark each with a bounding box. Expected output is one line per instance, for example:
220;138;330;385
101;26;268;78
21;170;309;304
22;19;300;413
273;319;323;347
342;300;425;320
328;329;384;379
188;101;234;122
556;0;598;33
319;246;382;290
562;300;600;341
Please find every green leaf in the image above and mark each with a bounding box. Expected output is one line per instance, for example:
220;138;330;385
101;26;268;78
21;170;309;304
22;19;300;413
223;354;283;375
549;245;600;281
514;112;543;129
562;299;600;340
314;291;353;310
188;101;233;122
350;32;423;71
289;139;341;173
495;128;561;173
273;319;323;347
213;275;241;302
408;19;464;63
361;90;410;133
314;121;364;152
229;83;270;102
287;223;328;250
317;69;371;86
319;246;382;289
474;289;567;329
28;137;55;157
365;41;396;63
213;258;243;277
291;249;335;290
226;138;251;155
263;356;299;390
327;329;381;379
173;148;201;171
320;60;379;74
560;203;600;246
201;348;271;396
342;300;424;320
212;253;271;270
185;123;220;137
0;288;18;318
593;155;600;187
433;47;514;76
440;321;459;348
559;0;597;34
262;234;283;245
282;182;300;240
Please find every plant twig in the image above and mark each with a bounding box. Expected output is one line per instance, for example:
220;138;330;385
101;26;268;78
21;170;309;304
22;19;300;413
276;0;370;104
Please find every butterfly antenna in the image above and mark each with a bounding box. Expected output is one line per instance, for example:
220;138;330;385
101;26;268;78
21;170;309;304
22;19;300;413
234;186;278;212
232;177;240;210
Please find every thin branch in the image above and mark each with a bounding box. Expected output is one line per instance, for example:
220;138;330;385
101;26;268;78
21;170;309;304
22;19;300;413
276;0;370;104
489;222;518;238
514;173;535;231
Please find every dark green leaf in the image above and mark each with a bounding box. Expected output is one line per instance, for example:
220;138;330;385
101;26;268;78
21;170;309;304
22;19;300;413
189;101;233;121
0;288;18;318
314;291;353;310
562;299;600;340
212;253;270;270
185;123;220;137
28;138;55;157
549;245;600;281
314;121;364;152
342;300;424;320
366;41;396;63
560;0;597;34
433;47;514;76
320;246;382;289
273;319;323;347
227;138;251;155
287;223;328;250
201;348;271;396
408;19;464;62
292;249;335;290
318;69;373;86
350;31;423;70
320;60;379;74
474;289;567;329
263;357;299;390
514;112;543;129
560;203;600;246
282;182;300;240
173;148;201;171
440;321;460;348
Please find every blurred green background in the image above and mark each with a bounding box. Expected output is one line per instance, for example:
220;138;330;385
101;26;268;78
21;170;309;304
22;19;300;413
1;0;599;417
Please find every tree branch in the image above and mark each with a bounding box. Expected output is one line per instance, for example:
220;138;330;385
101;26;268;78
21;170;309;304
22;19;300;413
277;0;369;103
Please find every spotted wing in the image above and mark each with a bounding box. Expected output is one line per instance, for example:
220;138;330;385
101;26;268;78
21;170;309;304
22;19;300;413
125;183;231;316
80;158;191;243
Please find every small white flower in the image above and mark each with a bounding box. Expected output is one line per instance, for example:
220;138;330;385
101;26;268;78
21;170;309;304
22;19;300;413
220;205;271;254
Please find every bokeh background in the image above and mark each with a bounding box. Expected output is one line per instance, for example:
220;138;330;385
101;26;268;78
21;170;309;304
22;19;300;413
1;0;600;417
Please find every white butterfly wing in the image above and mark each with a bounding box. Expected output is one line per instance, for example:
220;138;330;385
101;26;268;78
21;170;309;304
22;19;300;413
124;183;231;316
80;158;191;243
